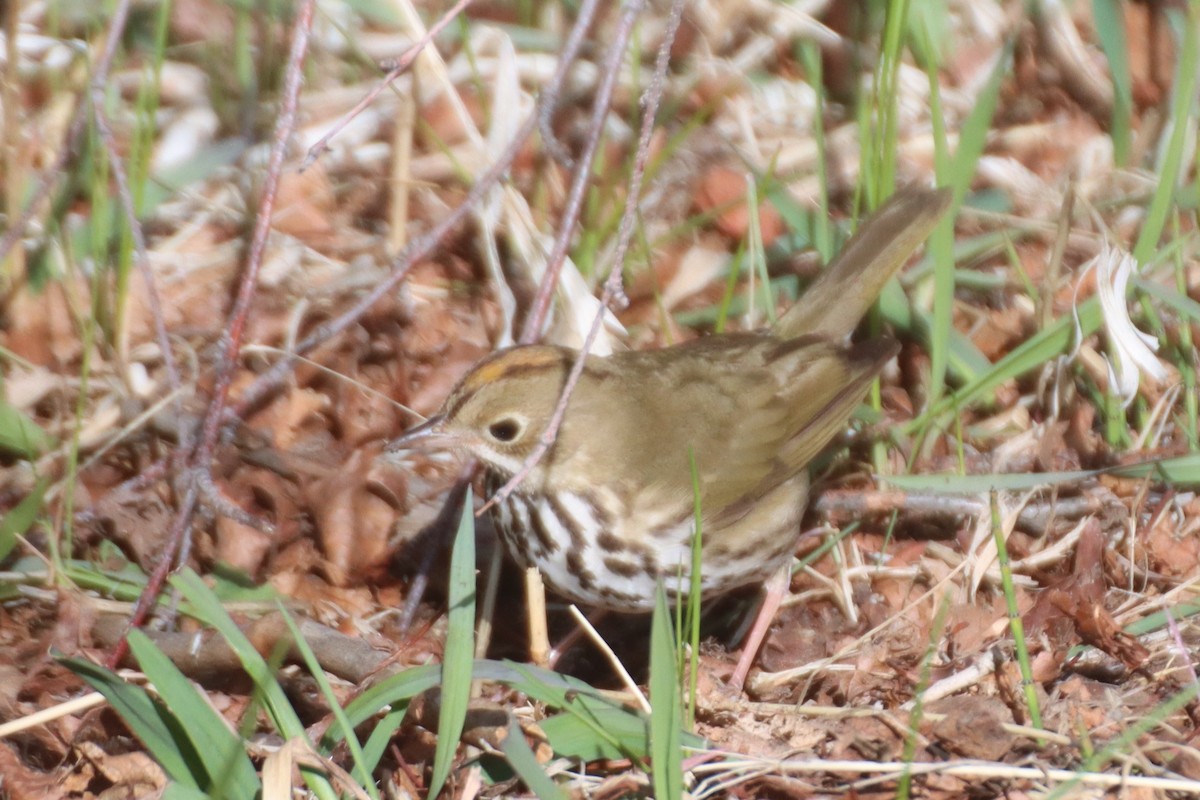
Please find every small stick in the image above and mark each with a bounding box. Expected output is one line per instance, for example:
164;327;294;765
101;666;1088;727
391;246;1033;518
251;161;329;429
525;567;551;667
517;0;620;345
90;104;186;463
301;0;475;170
814;489;1107;534
482;0;687;515
567;605;651;714
106;0;317;670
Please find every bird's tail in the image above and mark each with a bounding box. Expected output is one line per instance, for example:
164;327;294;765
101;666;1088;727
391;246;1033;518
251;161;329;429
774;187;953;341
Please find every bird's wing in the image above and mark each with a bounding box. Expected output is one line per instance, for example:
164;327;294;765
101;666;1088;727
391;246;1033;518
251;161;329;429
591;337;889;512
700;337;898;520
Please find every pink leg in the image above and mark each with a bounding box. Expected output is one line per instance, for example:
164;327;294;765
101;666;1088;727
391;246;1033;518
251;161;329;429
546;609;609;669
728;564;789;691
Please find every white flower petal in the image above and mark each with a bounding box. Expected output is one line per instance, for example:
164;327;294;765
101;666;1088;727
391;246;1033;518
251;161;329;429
1089;243;1167;407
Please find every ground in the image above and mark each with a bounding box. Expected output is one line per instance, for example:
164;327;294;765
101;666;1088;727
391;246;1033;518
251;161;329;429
2;0;1200;797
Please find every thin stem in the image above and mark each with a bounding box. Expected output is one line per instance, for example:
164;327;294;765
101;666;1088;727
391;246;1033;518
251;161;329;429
483;0;686;514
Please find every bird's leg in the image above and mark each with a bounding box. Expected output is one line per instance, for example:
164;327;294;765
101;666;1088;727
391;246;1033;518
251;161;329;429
546;607;609;669
728;563;790;691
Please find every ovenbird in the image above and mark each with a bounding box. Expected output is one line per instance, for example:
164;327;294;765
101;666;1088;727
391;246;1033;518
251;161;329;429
390;187;951;674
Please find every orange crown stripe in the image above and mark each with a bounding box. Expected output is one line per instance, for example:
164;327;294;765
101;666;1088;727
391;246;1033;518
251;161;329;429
460;347;565;394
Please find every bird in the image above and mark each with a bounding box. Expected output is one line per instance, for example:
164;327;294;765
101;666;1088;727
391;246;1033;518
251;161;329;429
389;186;953;688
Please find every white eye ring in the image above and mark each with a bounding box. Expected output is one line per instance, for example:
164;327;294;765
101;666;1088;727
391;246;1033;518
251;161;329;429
488;417;522;442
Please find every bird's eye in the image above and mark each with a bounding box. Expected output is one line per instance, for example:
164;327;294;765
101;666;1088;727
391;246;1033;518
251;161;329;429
488;418;521;442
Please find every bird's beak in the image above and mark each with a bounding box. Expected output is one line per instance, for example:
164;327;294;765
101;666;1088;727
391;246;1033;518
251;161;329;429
385;414;454;453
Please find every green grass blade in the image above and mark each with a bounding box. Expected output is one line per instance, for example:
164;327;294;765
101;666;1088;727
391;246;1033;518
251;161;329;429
359;705;406;776
1091;0;1133;164
333;663;441;734
897;592;950;800
1;477;48;563
508;664;649;761
160;784;211;800
1134;275;1200;322
928;40;1009;402
278;605;380;799
127;630;260;798
797;42;831;261
907;306;994;387
883;453;1200;491
171;571;300;732
921;15;953;406
649;582;683;800
171;569;337;800
686;448;702;728
988;493;1042;731
885;471;1099;492
427;487;477;798
0;401;52;458
335;658;612;741
1125;601;1200;637
500;717;568;800
328;656;709;766
60;655;202;789
913;296;1103;430
1110;454;1200;484
1133;2;1198;264
1045;679;1200;799
539;706;649;762
868;0;911;202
